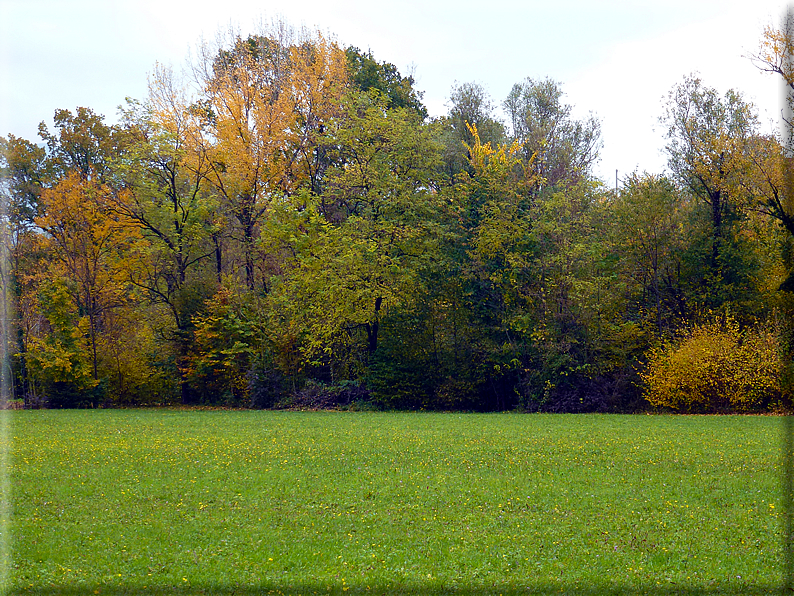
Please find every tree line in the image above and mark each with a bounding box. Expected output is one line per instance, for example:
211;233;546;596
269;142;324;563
2;21;793;412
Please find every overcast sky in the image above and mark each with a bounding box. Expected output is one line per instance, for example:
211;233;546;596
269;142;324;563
0;0;787;184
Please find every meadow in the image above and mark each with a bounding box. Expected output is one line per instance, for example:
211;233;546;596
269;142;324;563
6;411;783;594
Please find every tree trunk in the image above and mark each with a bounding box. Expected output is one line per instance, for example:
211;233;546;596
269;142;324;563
213;233;223;284
244;223;255;291
710;189;722;271
88;310;99;381
366;296;383;355
16;327;28;403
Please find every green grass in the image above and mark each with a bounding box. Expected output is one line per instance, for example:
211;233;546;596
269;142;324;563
6;410;783;594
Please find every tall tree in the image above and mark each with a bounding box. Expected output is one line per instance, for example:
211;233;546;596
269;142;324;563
439;82;505;180
117;76;220;403
344;46;427;119
0;135;47;398
609;173;687;333
267;90;445;378
662;76;757;278
503;78;601;190
750;12;794;146
38;107;118;182
749;16;794;290
194;25;348;291
36;173;141;383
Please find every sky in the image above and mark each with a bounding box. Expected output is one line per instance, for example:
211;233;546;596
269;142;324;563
0;0;787;184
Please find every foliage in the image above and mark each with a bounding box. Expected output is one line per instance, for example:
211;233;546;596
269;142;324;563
608;172;688;333
641;316;785;412
503;77;601;188
748;17;794;290
96;304;175;406
182;286;260;405
36;172;142;382
195;26;349;290
437;82;505;179
344;46;427;119
37;106;118;181
662;75;758;286
750;13;794;147
279;378;371;410
24;278;98;407
266;90;445;382
3;20;792;412
0;134;45;233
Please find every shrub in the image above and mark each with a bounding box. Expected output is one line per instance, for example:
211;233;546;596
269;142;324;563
641;316;783;412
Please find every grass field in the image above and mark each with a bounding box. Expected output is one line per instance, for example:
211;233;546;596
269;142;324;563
6;410;783;594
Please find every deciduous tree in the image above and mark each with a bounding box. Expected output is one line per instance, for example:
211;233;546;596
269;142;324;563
36;173;141;384
0;134;47;398
503;78;601;190
194;24;348;290
663;76;758;287
268;90;445;379
345;47;427;119
38;107;117;182
438;82;505;180
749;17;794;290
610;173;687;332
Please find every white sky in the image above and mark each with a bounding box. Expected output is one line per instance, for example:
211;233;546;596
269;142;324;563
0;0;787;184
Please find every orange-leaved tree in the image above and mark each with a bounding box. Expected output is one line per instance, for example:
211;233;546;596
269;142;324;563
36;173;142;385
193;23;349;290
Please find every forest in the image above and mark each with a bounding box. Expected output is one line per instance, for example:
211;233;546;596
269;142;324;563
1;21;793;413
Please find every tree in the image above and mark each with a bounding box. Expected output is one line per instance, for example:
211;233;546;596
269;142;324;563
662;76;758;287
116;77;221;404
455;126;537;409
750;12;794;146
749;17;794;291
344;46;427;119
525;181;609;408
462;124;534;322
36;173;141;385
120;78;218;300
38;107;118;182
0;135;45;231
438;82;505;180
194;25;348;291
610;173;688;333
448;125;616;411
503;78;601;190
0;135;47;399
267;90;445;381
182;286;260;404
25;277;98;407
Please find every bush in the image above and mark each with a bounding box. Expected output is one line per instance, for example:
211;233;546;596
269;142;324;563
641;316;784;412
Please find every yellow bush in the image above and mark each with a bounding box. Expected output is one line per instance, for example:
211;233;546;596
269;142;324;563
641;317;783;412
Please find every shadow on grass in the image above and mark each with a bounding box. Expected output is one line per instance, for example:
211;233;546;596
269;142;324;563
10;583;781;595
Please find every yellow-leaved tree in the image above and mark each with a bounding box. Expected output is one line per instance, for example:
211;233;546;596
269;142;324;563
749;16;794;291
193;23;349;290
34;173;144;401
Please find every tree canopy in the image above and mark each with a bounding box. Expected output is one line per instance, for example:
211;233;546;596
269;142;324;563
2;18;792;413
